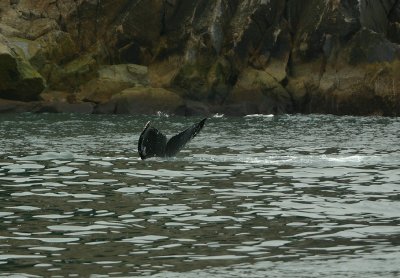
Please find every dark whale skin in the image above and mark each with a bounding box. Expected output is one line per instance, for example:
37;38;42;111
138;118;207;160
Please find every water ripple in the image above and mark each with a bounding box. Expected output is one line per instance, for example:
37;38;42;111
0;114;399;277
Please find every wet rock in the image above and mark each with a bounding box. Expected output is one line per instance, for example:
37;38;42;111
35;101;95;114
218;102;260;117
112;87;184;115
0;98;37;113
175;100;212;117
93;101;117;114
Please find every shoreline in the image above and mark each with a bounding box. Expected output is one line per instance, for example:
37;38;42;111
0;97;397;117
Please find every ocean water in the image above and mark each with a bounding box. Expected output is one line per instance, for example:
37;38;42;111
0;113;399;277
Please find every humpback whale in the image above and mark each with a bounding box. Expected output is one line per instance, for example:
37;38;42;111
138;118;207;159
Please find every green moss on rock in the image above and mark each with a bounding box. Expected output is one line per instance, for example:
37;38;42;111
0;38;45;101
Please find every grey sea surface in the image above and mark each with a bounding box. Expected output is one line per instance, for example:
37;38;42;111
0;113;399;277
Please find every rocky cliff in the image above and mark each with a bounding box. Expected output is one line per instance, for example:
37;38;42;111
0;0;399;116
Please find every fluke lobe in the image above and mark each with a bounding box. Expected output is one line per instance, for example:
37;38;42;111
138;118;207;159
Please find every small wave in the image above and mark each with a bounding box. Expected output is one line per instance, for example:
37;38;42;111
244;114;274;118
324;155;364;163
15;152;108;162
188;153;382;167
16;151;75;161
189;154;294;165
156;111;170;118
212;113;224;118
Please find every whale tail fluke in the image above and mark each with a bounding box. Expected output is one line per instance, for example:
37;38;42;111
138;118;207;160
165;118;207;157
138;121;167;160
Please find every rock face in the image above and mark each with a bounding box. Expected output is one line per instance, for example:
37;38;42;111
0;0;399;115
0;34;45;101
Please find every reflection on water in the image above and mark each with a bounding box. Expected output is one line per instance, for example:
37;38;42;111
0;114;399;277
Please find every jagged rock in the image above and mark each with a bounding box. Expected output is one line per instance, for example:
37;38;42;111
47;53;98;92
0;0;399;115
30;30;77;68
40;90;75;103
7;31;78;94
227;68;292;114
389;22;400;43
0;35;45;101
345;28;400;64
288;61;400;116
0;23;23;37
359;0;397;34
148;55;182;88
77;64;149;103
